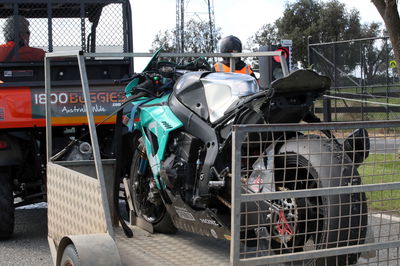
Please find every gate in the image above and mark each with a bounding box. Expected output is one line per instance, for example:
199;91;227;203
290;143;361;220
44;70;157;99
309;37;400;122
231;121;400;265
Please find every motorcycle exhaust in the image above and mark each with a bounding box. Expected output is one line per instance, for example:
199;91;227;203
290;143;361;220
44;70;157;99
343;128;370;165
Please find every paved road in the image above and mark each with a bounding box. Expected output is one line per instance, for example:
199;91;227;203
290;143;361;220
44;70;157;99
336;137;400;154
370;137;400;154
0;205;52;266
1;204;399;266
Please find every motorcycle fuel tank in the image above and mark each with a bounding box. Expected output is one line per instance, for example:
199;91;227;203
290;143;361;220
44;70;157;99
174;72;259;123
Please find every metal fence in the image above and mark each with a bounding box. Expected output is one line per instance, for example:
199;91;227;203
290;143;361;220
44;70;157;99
309;37;400;122
0;1;132;55
231;120;400;265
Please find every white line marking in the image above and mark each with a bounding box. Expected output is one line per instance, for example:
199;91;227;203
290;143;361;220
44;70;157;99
371;213;400;222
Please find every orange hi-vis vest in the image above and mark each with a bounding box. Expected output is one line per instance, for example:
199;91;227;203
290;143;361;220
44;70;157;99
214;62;253;75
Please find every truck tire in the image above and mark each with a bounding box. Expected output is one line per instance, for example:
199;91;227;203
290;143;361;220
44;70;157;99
129;139;177;234
272;135;368;266
60;244;80;266
0;172;14;239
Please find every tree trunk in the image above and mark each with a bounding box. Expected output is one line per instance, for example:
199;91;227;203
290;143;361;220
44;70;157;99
372;0;400;69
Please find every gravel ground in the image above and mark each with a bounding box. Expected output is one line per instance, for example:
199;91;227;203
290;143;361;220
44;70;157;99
0;205;52;266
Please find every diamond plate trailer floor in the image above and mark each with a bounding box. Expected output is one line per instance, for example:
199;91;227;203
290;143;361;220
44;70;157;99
115;227;230;265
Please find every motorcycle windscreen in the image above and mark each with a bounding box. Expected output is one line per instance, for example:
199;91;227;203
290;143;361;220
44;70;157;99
201;72;259;123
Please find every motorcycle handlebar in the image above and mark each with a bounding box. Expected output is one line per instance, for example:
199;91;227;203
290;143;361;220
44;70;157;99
135;79;158;97
114;73;140;84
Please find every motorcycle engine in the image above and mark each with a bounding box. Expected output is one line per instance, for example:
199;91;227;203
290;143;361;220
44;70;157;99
162;131;203;203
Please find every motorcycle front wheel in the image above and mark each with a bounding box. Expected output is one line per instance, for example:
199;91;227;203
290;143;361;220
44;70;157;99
128;138;176;234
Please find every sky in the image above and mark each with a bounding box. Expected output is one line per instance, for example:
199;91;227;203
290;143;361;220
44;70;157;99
131;0;385;53
130;0;385;70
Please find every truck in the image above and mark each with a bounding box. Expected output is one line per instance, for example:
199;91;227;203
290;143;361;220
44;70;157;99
0;0;133;239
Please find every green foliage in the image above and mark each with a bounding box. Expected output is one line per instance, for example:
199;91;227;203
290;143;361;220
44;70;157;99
246;23;279;51
248;0;382;69
360;23;391;83
151;19;221;54
151;30;176;53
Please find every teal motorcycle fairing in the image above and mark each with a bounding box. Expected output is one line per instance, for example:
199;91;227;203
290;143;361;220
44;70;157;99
128;93;182;187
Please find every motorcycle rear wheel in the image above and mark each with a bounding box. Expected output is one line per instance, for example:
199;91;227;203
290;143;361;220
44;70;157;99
128;139;176;234
270;135;368;266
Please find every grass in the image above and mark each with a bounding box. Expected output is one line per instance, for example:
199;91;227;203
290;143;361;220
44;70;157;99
358;153;400;212
313;85;400;121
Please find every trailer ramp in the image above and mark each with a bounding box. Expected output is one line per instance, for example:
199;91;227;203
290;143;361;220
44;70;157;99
116;227;229;265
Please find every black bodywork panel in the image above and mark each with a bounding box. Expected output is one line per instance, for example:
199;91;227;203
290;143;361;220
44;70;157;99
173;71;210;121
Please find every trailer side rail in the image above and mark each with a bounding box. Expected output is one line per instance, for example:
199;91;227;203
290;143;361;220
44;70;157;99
231;121;400;265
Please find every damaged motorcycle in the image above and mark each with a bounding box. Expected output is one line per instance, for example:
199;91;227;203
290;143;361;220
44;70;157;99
122;50;370;265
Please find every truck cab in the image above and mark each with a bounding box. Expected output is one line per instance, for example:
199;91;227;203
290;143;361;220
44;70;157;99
0;0;133;239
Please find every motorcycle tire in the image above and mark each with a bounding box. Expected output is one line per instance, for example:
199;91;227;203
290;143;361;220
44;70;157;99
128;139;177;234
0;171;14;239
271;135;368;266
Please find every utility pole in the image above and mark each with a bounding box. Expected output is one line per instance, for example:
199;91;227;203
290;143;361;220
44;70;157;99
207;0;215;53
176;0;184;53
175;0;216;53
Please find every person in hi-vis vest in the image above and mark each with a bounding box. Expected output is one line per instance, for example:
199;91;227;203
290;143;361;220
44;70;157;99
213;35;256;78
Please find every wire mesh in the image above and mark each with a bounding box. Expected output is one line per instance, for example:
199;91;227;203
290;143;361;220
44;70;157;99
232;121;400;265
0;1;128;61
310;38;400;121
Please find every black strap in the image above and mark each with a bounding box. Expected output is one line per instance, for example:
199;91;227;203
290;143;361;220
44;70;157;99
303;112;333;138
113;109;133;238
303;112;343;147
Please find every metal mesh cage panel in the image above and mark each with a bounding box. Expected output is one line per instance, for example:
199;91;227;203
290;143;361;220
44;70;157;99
231;121;400;265
0;1;129;59
95;4;124;52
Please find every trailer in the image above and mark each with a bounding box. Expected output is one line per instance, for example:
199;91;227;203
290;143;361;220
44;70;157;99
45;50;235;265
46;51;400;266
45;49;289;265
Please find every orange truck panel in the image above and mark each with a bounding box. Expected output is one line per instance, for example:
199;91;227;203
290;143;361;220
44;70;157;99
0;85;125;128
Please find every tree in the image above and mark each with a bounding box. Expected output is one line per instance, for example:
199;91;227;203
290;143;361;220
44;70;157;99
372;0;400;69
151;30;176;53
273;0;322;65
248;0;380;67
247;0;387;88
246;23;279;51
151;19;221;54
276;0;366;66
359;22;388;83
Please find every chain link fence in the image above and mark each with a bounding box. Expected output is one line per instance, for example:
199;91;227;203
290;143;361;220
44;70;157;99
0;1;131;56
309;37;400;122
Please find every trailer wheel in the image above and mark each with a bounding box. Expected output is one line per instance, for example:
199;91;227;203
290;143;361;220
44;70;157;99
129;138;177;234
61;244;80;266
0;171;14;239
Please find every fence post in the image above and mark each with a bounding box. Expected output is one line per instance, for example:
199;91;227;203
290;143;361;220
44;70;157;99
386;37;390;120
259;46;271;89
307;36;312;67
360;41;365;121
323;43;333;122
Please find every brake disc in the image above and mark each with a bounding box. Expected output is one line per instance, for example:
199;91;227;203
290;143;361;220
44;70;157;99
271;187;298;247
